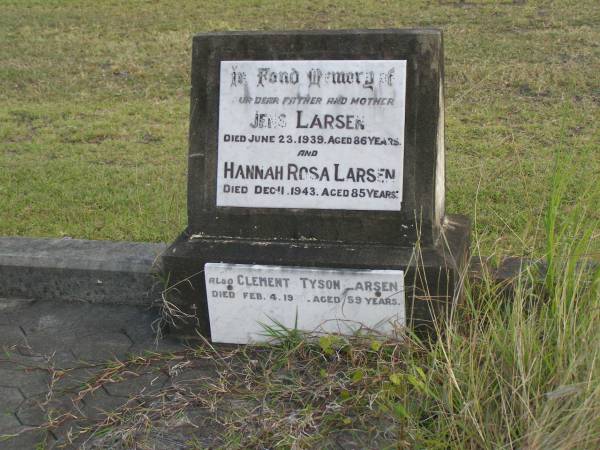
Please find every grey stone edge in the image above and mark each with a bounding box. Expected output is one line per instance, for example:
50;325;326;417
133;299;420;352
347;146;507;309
1;236;571;307
0;237;166;306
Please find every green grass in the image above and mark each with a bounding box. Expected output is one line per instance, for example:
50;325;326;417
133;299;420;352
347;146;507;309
0;0;598;253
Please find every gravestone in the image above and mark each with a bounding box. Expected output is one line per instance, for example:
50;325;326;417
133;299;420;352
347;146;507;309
161;29;470;343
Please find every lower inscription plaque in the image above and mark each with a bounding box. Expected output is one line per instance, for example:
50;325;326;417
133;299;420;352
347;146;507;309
205;263;405;344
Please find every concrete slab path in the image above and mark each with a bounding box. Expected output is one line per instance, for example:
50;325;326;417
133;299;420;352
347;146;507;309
0;298;222;449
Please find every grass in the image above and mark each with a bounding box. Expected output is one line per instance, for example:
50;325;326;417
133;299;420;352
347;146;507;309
0;0;598;253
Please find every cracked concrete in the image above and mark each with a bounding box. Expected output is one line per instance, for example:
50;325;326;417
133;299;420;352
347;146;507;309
0;297;186;449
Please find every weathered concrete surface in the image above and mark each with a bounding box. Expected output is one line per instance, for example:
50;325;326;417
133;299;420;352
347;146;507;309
0;237;166;305
0;296;392;449
0;297;191;449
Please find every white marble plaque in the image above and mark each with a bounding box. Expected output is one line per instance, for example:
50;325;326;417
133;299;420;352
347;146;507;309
205;263;405;344
217;60;406;211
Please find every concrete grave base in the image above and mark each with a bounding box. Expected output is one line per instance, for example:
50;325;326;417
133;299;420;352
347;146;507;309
161;214;470;341
0;237;165;305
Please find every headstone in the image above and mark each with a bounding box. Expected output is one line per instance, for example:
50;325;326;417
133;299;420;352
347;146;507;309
162;29;470;343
